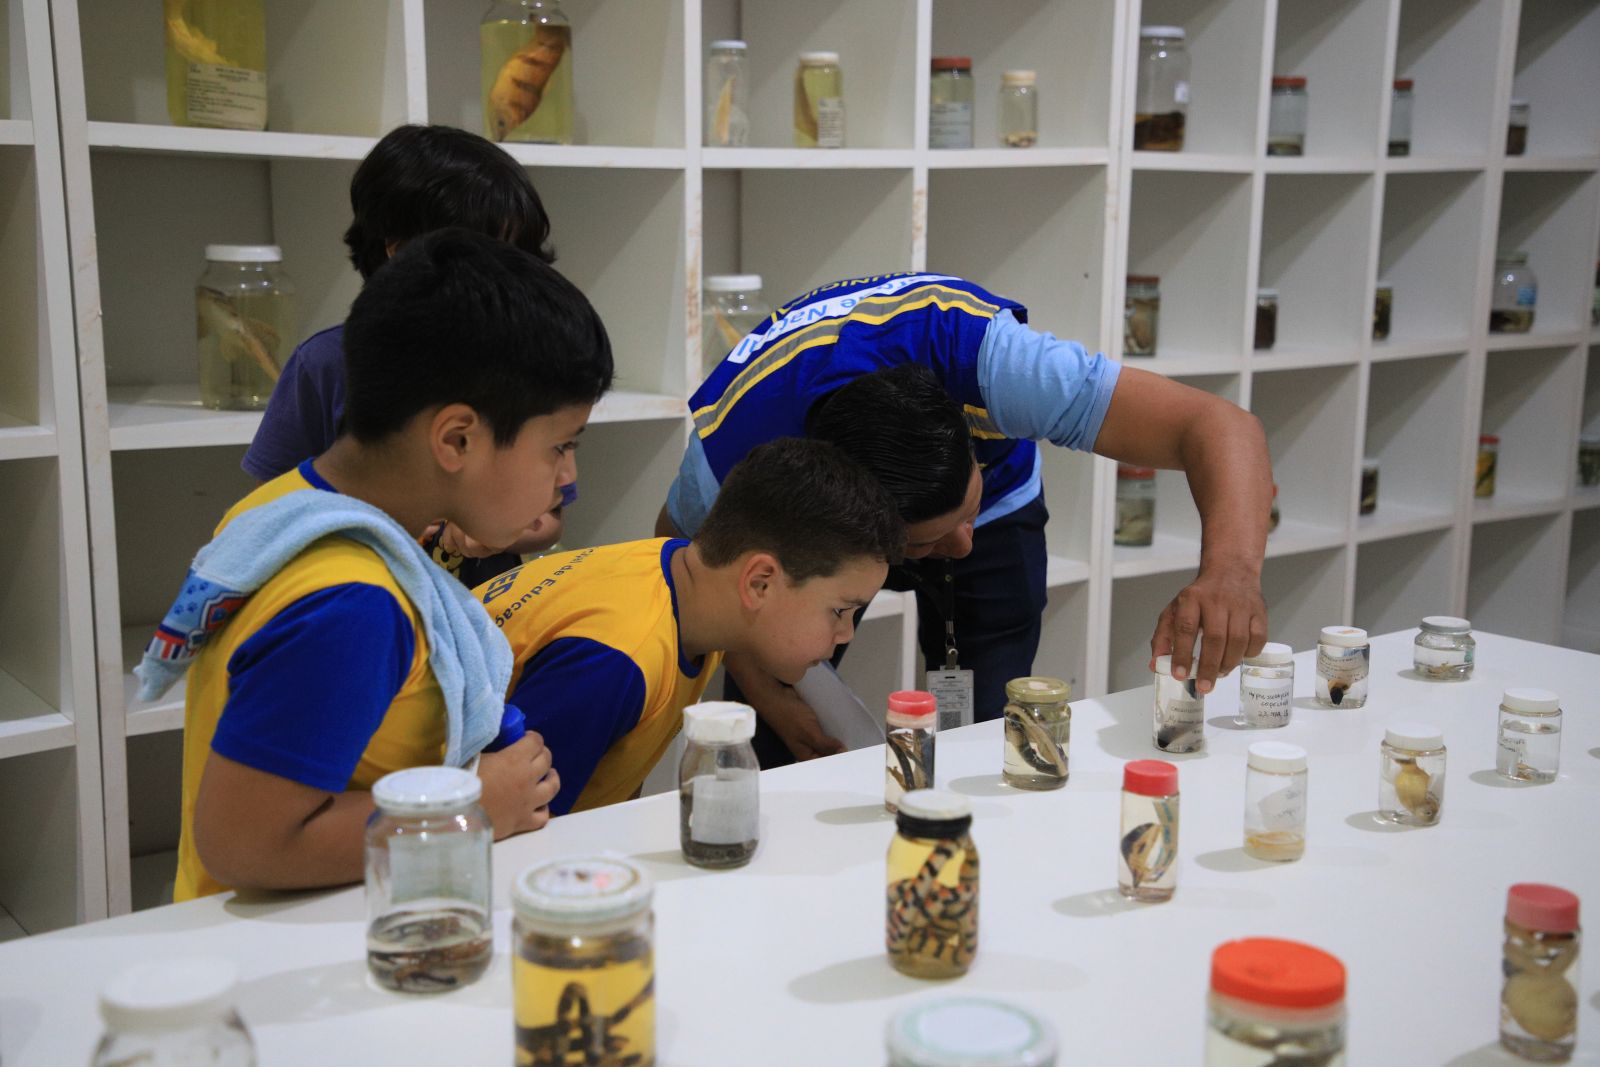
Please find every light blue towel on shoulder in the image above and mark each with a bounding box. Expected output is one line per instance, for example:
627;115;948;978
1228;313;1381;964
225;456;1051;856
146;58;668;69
134;487;513;768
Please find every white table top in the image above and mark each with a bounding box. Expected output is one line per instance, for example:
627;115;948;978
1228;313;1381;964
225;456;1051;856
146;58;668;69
3;631;1598;1065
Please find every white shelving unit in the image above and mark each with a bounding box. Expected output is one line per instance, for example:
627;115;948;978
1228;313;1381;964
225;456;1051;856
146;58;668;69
1;0;1592;931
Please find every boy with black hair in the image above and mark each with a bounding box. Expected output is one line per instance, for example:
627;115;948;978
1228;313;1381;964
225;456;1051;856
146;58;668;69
477;437;903;814
144;229;613;900
243;124;564;583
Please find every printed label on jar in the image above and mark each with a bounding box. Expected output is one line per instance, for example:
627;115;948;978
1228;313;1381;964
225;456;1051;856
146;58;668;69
929;102;974;148
816;98;846;147
1241;679;1292;726
1414;645;1472;669
689;771;758;845
1515;285;1537;307
185;62;267;129
1257;783;1306;831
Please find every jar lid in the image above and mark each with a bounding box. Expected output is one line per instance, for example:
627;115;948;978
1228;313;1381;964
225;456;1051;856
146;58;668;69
888;690;938;728
1126;273;1160;284
100;958;239;1032
372;766;482;815
1393;78;1414;90
206;244;282;263
1140;26;1186;39
1580;434;1600;446
1385;720;1444;750
932;56;972;71
705;273;762;292
708;39;747;51
1510;98;1530;108
1247;741;1307;774
1117;464;1156;480
683;701;756;743
1001;70;1036;86
1375;279;1393;290
1244;641;1293;666
1123;759;1178;797
1501;687;1560;713
1479;433;1499;445
513;856;653;927
1271;75;1308;89
897;788;971;823
1361;458;1380;472
1210;938;1345;1009
1257;287;1280;298
1507;883;1580;933
800;50;841;65
1004;676;1071;704
1319;626;1367;648
885;997;1058;1067
1496;250;1528;263
1420;615;1471;635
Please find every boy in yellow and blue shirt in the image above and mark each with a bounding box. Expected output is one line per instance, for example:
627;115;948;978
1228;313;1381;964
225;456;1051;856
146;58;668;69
477;437;904;814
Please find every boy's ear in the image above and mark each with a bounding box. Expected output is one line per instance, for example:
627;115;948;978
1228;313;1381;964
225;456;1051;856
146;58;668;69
429;403;485;474
736;551;784;611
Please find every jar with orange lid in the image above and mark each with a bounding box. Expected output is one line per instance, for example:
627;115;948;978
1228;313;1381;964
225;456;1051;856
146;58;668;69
1206;938;1346;1064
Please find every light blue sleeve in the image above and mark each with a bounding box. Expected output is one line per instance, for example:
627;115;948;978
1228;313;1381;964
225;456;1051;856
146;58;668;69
665;433;720;537
976;308;1122;451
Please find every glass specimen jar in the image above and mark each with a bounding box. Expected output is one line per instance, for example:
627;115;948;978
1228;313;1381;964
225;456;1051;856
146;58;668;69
481;0;574;144
929;56;975;149
1255;289;1278;350
1243;741;1307;862
1315;626;1369;709
364;766;492;993
1115;464;1157;547
1501;883;1580;1062
887;997;1058;1067
1373;280;1393;340
1206;938;1346;1065
1413;615;1475;680
1238;642;1294;729
512;856;655;1066
1360;460;1378;516
1002;676;1071;790
1477;434;1500;498
795;51;844;148
1507;99;1530;156
1379;722;1445;826
1267;76;1309;156
704;40;749;147
94;958;256;1067
1134;27;1189;151
1124;275;1160;356
1389;78;1413;156
1497;688;1563;784
887;789;979;979
196;244;294;412
999;70;1038;148
702;274;771;377
1153;653;1204;753
165;0;267;131
1490;252;1537;333
886;690;937;814
679;702;759;869
1119;759;1179;903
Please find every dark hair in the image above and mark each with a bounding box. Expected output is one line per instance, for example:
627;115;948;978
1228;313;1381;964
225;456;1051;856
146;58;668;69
343;124;555;279
697;438;905;582
341;228;612;444
805;364;975;523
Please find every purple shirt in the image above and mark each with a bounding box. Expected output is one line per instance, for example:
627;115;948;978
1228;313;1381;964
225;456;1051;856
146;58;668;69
242;324;347;482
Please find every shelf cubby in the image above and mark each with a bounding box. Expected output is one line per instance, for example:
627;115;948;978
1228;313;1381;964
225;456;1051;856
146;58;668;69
1107;570;1180;693
1037;578;1091;699
562;419;686;550
1467;512;1568;644
1563;506;1600;652
0;143;42;435
1258;545;1351;653
1477;345;1584;514
1133;0;1268;158
1509;0;1600;161
1360;353;1469;541
1391;0;1503;158
125;731;182;912
1354;527;1457;638
1375;171;1485;347
0;457;73;757
1269;0;1389;158
1252;363;1359;538
1581;343;1600;495
0;747;82;935
1495;169;1600;337
1258;172;1376;352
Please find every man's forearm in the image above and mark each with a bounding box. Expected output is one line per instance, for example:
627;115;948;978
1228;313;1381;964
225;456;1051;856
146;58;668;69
1182;402;1272;577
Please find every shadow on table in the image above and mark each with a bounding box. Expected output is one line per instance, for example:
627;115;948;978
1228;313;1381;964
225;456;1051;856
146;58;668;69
1469;769;1543;790
1589;747;1600;761
1052;888;1140;918
238;955;512;1025
1196;847;1275;873
1094;713;1211;763
627;850;716;883
788;951;1087;1005
1344;811;1418;834
947;774;1014;797
1206;716;1255;732
813;802;894;826
1441;1041;1547;1065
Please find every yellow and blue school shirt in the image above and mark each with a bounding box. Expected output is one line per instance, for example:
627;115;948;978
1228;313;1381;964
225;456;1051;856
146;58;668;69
476;538;721;815
667;272;1122;535
174;460;445;901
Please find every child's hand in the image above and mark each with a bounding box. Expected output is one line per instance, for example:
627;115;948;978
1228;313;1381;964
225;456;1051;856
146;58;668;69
422;521;506;559
478;732;560;838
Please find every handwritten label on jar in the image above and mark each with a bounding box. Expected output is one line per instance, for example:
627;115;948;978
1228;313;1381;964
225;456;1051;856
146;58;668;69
1257;784;1306;831
930;102;974;148
1414;646;1472;669
689;771;758;845
1496;734;1527;767
1159;695;1204;727
1241;679;1292;726
186;63;267;130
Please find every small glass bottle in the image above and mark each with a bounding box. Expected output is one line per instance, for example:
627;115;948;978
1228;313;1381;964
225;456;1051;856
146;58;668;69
196;245;295;412
1206;938;1346;1065
1267;76;1309;156
1389;78;1414;156
1373;279;1393;340
1153;654;1204;753
94;958;256;1067
1413;615;1475;680
795;51;844;148
1115;465;1157;547
702;274;771;377
1477;434;1500;498
887;789;979;979
1501;883;1581;1062
1255;289;1279;350
481;0;575;145
1238;642;1294;729
929;56;975;150
1243;742;1307;862
1002;676;1071;790
999;70;1038;148
1580;434;1600;488
1497;688;1563;784
364;766;493;993
1119;759;1179;902
887;997;1058;1067
513;856;655;1065
1134;27;1190;151
1315;626;1369;708
1124;275;1160;356
1507;99;1530;156
1491;252;1537;333
1360;460;1379;516
679;701;760;868
886;690;937;814
164;0;267;131
1379;722;1445;826
704;40;749;147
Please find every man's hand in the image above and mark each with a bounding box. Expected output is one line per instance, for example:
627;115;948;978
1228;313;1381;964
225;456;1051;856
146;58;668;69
1149;564;1268;693
477;732;560;838
723;651;845;761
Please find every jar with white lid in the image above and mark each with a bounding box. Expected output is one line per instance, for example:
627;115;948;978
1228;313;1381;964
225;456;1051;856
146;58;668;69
1497;688;1562;783
93;958;256;1066
680;701;760;868
705;39;749;147
1238;642;1293;728
1206;938;1346;1065
1379;722;1445;826
999;70;1038;148
1315;626;1368;708
795;51;844;148
196;244;294;411
702;274;771;376
887;997;1058;1067
1134;27;1189;150
1413;616;1475;680
1153;653;1204;753
1243;742;1307;862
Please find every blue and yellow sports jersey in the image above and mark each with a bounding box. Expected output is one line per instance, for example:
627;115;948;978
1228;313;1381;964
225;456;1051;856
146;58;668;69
175;461;445;901
477;538;721;814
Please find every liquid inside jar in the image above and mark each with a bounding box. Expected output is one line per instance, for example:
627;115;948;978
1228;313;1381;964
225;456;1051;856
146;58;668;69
1003;701;1069;790
680;771;758;868
886;830;979;979
1501;920;1579;1061
367;906;493;993
1119;789;1178;903
515;924;655;1067
481;17;575;144
885;725;935;812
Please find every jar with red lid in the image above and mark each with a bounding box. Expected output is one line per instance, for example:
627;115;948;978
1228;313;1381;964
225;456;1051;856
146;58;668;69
1477;434;1499;499
1206;938;1346;1064
1501;883;1580;1061
1118;760;1179;902
1115;465;1157;546
1267;76;1308;156
929;56;974;149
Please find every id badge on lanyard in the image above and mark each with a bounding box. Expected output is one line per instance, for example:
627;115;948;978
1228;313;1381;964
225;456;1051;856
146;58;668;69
925;561;973;732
